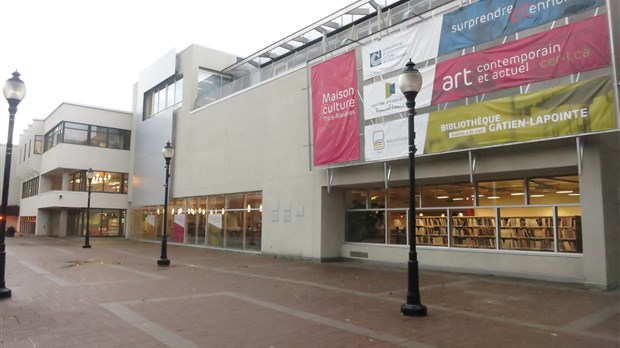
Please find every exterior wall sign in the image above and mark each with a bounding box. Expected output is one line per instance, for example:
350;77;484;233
363;77;615;160
361;17;442;80
364;115;429;161
311;50;360;166
432;15;611;104
362;66;435;120
437;0;604;56
424;76;615;153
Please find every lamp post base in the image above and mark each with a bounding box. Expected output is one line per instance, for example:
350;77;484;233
401;303;427;317
0;287;11;299
157;258;170;266
82;244;91;249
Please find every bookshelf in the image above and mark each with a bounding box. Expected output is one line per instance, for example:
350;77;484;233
557;216;582;253
499;217;554;251
451;216;496;249
416;216;448;246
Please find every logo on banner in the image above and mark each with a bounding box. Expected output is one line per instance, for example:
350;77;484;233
373;131;385;150
369;51;382;67
385;83;395;98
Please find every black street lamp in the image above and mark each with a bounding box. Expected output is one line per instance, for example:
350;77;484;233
0;71;26;299
83;168;94;248
398;59;427;316
158;141;174;266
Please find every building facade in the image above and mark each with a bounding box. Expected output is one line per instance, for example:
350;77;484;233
17;0;620;290
17;103;132;237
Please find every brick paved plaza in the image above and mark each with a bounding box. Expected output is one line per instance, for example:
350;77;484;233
0;236;618;347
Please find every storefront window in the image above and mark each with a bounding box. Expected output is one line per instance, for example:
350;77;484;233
388;187;408;208
69;209;125;237
208;195;225;212
422;183;474;207
477;179;525;206
368;189;386;209
417;210;449;246
226;194;244;209
345;210;385;243
134;192;262;251
387;210;407;245
499;207;554;252
557;206;582;253
344;173;580;253
346;190;367;209
528;176;580;204
451;208;495;249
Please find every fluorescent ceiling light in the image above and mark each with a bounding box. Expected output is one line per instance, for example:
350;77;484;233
556;190;573;194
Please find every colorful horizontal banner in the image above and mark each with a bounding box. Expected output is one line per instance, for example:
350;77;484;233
364;116;429;161
424;76;615;154
438;0;604;56
361;17;442;80
362;66;435;120
311;51;360;166
432;15;611;104
362;77;615;160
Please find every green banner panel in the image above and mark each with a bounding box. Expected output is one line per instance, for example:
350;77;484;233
424;76;616;154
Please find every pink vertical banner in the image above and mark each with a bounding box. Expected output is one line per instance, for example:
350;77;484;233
173;214;185;242
312;50;360;166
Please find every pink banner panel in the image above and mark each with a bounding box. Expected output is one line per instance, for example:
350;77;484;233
432;15;611;105
312;50;360;166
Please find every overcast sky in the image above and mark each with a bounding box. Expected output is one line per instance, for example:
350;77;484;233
0;0;356;142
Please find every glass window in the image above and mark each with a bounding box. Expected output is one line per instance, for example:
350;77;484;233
417;209;449;246
499;207;554;252
21;177;39;198
422;183;474;207
477;179;525;206
152;91;159;114
197;197;207;245
63;123;89;145
90;171;104;192
346;190;367;209
208;195;225;212
166;84;175;108
175;78;183;105
156;88;165;112
89;126;109;147
104;172;123;193
245;192;262;210
196;68;233;107
528;176;580;204
557;206;582;253
387;210;407;245
345;210;385;243
108;129;124;149
42;122;130;151
226;194;244;209
451;208;495;249
34;135;43;154
225;211;244;249
387;187;408;209
144;93;153;119
368;189;385;209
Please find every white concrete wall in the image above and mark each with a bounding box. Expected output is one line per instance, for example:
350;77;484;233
40;144;131;176
175;67;326;259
